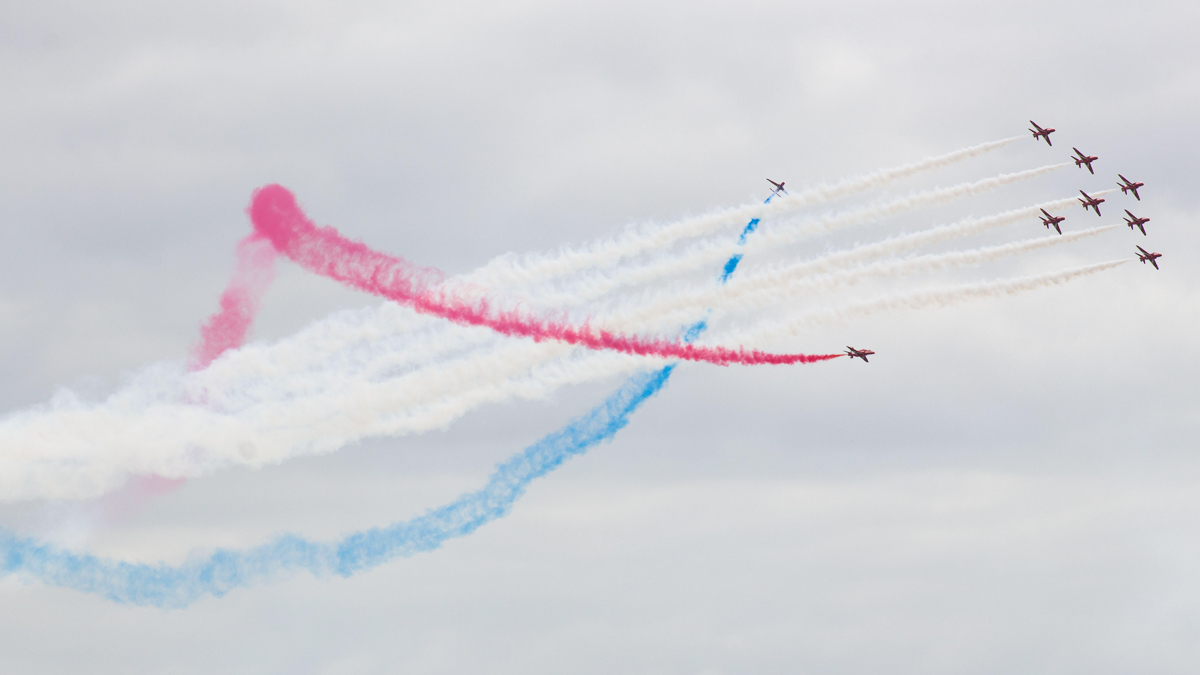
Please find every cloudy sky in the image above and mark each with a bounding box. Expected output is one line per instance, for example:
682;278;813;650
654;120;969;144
2;1;1199;672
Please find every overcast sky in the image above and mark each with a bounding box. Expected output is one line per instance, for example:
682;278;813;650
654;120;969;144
2;1;1199;673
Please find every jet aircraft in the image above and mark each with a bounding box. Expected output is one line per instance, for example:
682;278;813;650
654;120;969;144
1029;121;1055;146
1124;210;1150;236
1072;147;1099;174
1136;245;1162;270
845;346;875;362
1039;208;1065;234
1078;190;1105;216
1117;174;1144;200
767;179;787;197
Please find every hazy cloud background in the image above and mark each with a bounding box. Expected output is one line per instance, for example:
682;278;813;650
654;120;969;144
1;1;1199;673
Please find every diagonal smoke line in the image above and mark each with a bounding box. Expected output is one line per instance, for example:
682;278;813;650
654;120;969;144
468;136;1022;287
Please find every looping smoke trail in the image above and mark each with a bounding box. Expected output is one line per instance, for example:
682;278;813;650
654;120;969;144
0;367;676;607
250;184;842;367
188;233;278;371
469;136;1021;287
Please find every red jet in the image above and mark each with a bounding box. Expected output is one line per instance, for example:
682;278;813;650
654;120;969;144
1039;208;1065;234
767;178;787;197
1136;246;1162;270
1029;121;1055;146
1117;174;1144;200
1078;190;1105;216
1072;147;1099;174
845;346;875;362
1124;210;1150;236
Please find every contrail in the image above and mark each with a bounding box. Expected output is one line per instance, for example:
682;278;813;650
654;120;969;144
188;233;277;371
516;164;1067;307
250;184;841;367
467;136;1022;287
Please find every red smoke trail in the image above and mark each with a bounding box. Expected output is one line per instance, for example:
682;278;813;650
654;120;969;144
248;184;842;366
188;232;278;371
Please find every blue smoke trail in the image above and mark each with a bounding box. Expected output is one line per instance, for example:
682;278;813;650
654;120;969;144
0;195;775;607
1;367;674;607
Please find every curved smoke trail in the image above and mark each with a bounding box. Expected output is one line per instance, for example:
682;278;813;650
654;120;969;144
250;184;841;367
0;194;778;606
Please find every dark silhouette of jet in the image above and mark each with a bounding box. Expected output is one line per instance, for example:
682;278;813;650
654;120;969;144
1078;190;1105;216
1072;147;1099;174
1124;210;1150;236
1029;121;1055;146
1118;174;1144;200
1039;208;1065;235
844;346;875;362
1136;246;1162;270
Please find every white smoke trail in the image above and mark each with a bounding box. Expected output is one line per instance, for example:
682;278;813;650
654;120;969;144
516;164;1068;307
605;225;1121;332
0;148;1109;504
724;259;1131;346
0;250;1125;503
466;136;1023;288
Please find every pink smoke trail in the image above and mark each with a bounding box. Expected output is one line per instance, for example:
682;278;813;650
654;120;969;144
121;233;278;504
188;232;278;371
248;184;841;367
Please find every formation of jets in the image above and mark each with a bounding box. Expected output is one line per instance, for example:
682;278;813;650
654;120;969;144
1029;120;1162;271
783;121;1163;365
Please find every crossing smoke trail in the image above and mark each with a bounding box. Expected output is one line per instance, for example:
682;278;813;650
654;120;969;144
0;211;1116;501
0;200;790;503
469;136;1022;287
249;184;841;367
0;258;1129;604
0;142;1124;600
0;187;779;605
